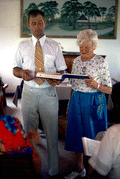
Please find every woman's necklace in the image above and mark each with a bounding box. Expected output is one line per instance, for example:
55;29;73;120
81;54;95;75
82;62;87;75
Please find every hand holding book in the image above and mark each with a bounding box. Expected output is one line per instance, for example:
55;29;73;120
46;78;61;86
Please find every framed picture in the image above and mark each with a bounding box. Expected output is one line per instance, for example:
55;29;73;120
20;0;118;39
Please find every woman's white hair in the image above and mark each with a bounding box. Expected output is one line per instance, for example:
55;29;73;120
77;29;99;49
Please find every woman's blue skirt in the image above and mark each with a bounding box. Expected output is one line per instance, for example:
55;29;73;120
65;91;108;153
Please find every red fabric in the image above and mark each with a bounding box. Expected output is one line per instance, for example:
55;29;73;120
0;116;36;159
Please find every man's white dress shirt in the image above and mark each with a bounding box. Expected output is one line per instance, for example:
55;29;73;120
13;35;67;88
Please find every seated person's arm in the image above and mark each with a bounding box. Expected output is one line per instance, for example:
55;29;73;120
26;130;41;173
88;125;119;179
88;165;108;179
0;138;5;153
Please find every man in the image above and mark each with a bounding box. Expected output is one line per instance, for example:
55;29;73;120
13;9;67;178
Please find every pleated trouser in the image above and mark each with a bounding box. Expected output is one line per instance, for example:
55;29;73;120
21;84;59;176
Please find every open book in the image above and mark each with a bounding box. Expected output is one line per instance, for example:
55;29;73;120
36;72;89;81
82;137;101;157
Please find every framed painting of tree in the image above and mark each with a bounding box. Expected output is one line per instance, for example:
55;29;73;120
20;0;118;39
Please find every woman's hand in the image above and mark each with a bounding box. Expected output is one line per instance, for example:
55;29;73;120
84;77;98;89
84;77;112;94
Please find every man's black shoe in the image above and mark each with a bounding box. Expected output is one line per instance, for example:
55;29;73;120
49;173;65;179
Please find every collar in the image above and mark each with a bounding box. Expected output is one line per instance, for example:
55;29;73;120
32;35;46;47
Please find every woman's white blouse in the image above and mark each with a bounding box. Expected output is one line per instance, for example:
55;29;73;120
70;55;112;93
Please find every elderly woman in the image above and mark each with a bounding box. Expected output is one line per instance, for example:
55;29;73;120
65;29;112;179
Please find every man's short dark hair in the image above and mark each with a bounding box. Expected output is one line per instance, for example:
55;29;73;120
27;9;45;23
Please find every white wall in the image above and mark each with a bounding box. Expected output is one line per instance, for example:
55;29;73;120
0;0;120;93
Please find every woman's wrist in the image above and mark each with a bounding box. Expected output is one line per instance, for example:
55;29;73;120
96;83;100;90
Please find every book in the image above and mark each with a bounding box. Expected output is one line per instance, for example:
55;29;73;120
82;137;101;157
36;72;89;81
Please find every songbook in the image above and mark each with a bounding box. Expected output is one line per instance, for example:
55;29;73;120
36;72;89;81
82;137;101;157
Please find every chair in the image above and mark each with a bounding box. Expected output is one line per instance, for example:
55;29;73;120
0;153;38;179
2;83;9;106
108;79;120;123
13;80;24;107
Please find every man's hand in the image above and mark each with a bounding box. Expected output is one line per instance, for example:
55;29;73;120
13;67;34;81
46;70;64;86
22;70;34;81
46;79;61;86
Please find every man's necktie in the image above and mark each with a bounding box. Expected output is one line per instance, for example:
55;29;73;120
34;41;45;85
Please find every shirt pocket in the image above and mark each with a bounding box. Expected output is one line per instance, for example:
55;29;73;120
44;54;56;71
